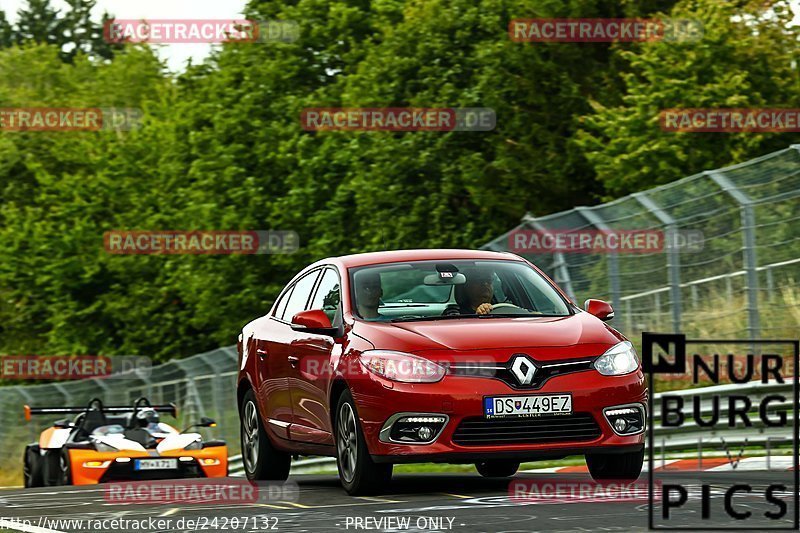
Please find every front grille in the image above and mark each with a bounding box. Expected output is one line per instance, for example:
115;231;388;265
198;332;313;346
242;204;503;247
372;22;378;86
452;413;601;446
446;356;595;390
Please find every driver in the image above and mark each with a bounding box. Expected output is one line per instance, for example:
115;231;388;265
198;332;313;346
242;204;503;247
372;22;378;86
455;267;495;315
135;407;160;430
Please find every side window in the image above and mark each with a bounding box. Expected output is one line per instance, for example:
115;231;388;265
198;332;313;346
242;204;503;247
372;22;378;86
273;285;293;319
310;268;341;323
281;270;320;321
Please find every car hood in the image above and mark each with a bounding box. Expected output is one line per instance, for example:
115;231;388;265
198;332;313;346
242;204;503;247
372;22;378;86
352;312;625;360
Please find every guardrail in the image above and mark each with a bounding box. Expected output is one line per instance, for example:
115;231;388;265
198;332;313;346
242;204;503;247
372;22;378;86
228;455;336;477
651;380;793;454
226;381;795;475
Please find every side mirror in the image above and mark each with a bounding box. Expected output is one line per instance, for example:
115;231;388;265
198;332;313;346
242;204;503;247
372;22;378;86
584;299;614;321
181;417;217;433
291;309;338;336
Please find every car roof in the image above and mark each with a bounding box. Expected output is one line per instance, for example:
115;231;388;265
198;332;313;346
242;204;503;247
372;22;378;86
329;249;523;269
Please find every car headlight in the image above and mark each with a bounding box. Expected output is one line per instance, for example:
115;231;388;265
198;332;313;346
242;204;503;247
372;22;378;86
184;439;202;450
359;350;446;383
94;441;118;452
594;341;639;376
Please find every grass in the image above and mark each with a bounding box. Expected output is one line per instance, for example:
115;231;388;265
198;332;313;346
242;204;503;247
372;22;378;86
0;468;20;487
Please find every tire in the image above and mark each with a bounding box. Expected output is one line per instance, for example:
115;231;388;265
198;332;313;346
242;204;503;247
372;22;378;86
23;445;43;488
335;389;392;495
586;449;644;481
59;449;72;485
475;460;520;478
240;390;291;481
42;450;61;486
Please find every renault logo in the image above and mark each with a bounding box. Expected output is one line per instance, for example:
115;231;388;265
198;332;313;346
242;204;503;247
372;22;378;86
510;355;537;385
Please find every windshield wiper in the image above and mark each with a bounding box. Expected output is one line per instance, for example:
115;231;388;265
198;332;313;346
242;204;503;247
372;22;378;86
477;313;567;318
390;314;477;323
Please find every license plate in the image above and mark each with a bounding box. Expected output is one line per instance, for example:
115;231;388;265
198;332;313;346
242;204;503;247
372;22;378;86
484;394;572;418
134;458;177;471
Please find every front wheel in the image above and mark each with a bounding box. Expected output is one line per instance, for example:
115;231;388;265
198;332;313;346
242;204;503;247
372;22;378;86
475;460;520;478
59;449;72;485
240;390;291;481
335;390;392;495
42;450;61;486
586;449;644;481
23;445;43;488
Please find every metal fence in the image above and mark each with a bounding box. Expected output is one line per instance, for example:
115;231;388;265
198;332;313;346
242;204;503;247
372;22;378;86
483;145;800;342
1;146;798;483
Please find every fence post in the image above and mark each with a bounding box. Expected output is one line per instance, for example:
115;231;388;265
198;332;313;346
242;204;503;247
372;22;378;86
52;383;73;405
15;387;37;443
91;377;112;401
575;207;621;320
200;351;226;439
706;170;760;340
632;192;683;333
523;214;576;302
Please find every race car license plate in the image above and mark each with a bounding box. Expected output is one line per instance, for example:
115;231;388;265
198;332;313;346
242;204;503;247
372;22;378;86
484;394;572;418
134;458;177;471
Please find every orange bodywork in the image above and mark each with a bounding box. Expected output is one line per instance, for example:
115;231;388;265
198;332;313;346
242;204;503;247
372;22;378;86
67;446;228;485
38;427;56;449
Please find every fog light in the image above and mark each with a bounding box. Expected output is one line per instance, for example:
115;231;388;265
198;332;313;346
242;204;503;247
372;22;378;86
382;413;448;443
201;458;221;466
604;404;645;435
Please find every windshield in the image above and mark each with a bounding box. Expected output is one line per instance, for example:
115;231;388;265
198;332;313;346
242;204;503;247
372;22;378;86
349;260;571;322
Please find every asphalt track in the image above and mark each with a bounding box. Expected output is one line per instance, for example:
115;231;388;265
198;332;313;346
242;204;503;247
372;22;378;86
0;471;796;533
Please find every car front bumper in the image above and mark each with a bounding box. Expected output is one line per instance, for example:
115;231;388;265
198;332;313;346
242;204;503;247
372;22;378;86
352;368;647;462
66;446;228;485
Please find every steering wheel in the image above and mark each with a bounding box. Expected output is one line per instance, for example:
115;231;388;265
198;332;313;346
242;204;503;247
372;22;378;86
489;302;523;315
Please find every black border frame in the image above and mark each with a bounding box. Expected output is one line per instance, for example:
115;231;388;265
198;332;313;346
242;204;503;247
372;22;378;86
647;337;800;531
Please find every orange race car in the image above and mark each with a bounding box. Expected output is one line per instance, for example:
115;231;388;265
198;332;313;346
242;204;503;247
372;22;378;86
23;397;228;486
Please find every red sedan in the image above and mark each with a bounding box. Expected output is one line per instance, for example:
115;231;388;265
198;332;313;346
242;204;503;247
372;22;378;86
237;249;646;494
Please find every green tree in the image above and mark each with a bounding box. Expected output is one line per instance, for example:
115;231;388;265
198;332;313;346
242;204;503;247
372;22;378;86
574;0;800;198
0;10;12;47
12;0;119;61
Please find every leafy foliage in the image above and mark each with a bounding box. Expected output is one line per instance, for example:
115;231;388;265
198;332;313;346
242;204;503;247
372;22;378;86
0;0;797;361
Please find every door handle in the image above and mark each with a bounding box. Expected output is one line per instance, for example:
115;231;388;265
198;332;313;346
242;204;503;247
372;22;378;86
256;348;268;358
287;356;299;368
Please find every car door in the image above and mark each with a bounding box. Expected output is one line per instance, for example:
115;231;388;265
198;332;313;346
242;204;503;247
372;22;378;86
254;269;321;442
287;266;341;444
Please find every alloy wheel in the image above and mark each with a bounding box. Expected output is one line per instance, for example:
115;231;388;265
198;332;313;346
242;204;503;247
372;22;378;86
337;402;358;483
242;400;260;474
